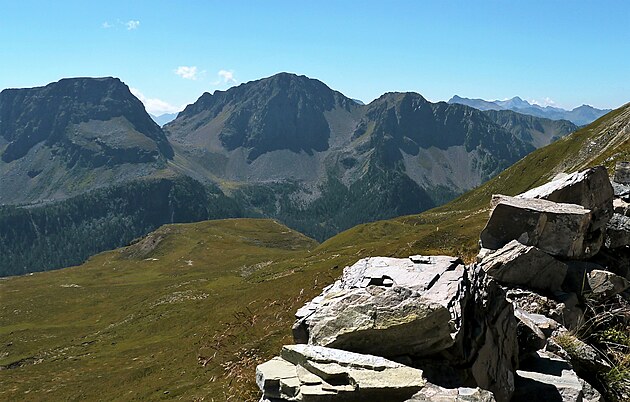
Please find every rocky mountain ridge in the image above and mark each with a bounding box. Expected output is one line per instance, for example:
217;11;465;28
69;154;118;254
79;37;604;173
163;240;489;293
165;73;577;240
0;73;580;276
449;95;611;126
0;77;174;205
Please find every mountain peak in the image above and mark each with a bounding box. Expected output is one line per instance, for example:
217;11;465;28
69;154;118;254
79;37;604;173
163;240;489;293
169;72;357;161
0;76;173;163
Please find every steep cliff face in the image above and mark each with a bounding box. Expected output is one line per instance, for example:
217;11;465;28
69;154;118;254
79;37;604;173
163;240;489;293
0;77;174;204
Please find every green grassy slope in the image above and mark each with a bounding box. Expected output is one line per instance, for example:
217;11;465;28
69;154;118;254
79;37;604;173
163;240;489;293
1;102;628;400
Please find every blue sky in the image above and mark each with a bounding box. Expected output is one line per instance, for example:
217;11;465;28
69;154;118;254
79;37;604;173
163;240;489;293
0;1;628;114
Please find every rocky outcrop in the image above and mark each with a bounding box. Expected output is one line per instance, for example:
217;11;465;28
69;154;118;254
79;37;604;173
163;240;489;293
512;351;586;402
480;195;598;259
256;165;629;402
518;166;614;231
605;213;630;249
291;255;518;401
292;256;467;356
614;161;630;184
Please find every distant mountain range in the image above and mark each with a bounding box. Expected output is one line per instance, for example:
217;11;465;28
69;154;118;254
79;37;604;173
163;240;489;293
0;73;578;275
150;112;178;126
165;73;576;239
448;95;611;126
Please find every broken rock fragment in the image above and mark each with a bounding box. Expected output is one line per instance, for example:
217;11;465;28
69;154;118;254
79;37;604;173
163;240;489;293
480;195;599;259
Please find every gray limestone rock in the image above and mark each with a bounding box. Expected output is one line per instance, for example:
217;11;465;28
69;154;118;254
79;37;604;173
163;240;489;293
256;345;425;401
293;256;518;402
480;195;599;259
614;161;630;185
605;213;630;249
512;351;585;402
513;307;563;356
519;166;614;231
478;240;568;292
586;269;630;299
292;256;466;357
406;383;496;401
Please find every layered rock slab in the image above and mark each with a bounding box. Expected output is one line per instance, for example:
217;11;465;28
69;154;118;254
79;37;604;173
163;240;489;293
512;351;586;402
292;255;518;402
292;256;465;356
478;240;568;292
256;345;425;401
480;195;598;259
518;166;613;231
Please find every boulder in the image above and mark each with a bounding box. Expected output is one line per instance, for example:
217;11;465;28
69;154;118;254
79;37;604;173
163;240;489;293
478;240;568;292
586;269;630;299
256;345;425;401
292;256;518;402
512;351;585;402
519;166;614;231
613;161;630;185
292;256;467;357
480;195;600;259
605;213;630;249
405;383;496;401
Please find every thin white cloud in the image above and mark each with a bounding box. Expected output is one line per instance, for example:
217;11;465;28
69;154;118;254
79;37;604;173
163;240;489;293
102;21;113;29
218;69;236;83
210;69;238;85
530;97;557;107
130;88;183;115
175;66;198;80
126;20;140;30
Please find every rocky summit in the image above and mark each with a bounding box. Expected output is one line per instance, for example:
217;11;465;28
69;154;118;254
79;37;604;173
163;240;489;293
256;165;630;402
165;72;577;240
0;77;174;204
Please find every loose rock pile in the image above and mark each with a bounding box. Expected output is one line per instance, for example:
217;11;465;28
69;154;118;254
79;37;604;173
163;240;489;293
256;166;630;402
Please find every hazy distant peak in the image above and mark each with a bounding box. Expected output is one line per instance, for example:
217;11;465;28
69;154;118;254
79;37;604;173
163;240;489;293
449;95;611;125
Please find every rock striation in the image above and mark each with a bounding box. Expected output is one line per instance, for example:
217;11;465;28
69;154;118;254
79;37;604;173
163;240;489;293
256;345;425;401
256;165;630;402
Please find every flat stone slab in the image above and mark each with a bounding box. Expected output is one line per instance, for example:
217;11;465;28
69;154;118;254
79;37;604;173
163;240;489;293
480;195;597;259
293;256;465;357
292;256;518;402
479;240;568;292
256;345;425;401
519;166;613;231
512;351;584;402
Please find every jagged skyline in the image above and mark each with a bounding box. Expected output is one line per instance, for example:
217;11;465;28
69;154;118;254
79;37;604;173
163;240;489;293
1;1;628;114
